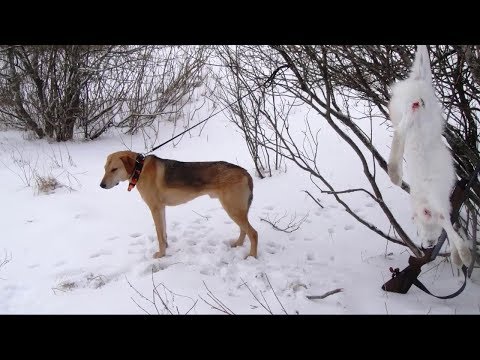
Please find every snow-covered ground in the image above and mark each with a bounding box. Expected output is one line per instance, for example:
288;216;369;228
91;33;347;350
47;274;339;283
1;95;479;314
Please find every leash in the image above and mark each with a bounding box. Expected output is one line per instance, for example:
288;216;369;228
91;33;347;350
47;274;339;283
126;64;290;191
402;159;480;299
144;64;290;155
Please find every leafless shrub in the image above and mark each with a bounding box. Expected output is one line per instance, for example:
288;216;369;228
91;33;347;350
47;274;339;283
201;273;288;315
213;46;288;178
0;142;39;187
214;45;480;261
126;269;198;315
260;211;309;233
34;174;62;195
0;45;211;143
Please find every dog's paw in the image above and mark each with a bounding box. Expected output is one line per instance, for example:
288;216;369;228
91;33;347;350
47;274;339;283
388;164;403;186
153;251;166;259
230;240;244;248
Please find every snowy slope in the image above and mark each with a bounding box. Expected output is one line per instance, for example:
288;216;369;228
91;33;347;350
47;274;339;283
0;95;479;315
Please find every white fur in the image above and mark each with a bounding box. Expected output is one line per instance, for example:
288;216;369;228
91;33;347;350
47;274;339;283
387;45;472;267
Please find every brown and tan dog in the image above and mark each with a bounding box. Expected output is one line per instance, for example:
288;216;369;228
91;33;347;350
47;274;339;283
100;151;258;259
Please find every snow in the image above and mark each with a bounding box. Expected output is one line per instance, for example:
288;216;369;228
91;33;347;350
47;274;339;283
1;96;479;315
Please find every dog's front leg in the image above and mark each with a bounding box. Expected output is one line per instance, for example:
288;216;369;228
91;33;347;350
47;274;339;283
150;205;167;258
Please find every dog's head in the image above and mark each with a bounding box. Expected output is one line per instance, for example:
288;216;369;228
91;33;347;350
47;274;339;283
100;151;137;189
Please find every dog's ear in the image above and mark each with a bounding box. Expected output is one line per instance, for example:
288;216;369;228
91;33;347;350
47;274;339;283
410;45;432;85
120;155;135;175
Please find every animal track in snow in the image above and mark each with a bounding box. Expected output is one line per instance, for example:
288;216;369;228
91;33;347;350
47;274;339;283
201;246;216;254
264;241;283;255
200;267;215;276
344;225;354;231
207;239;218;246
129;238;145;246
129;233;143;238
90;250;112;258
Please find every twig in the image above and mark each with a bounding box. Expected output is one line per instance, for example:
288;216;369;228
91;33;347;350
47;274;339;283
240;277;272;314
152;268;173;315
303;190;324;208
185;300;198;315
201;281;235;315
192;210;211;221
126;272;196;315
259;211;309;233
467;200;478;277
264;273;288;314
131;297;151;315
306;288;343;300
259;290;272;314
199;295;232;315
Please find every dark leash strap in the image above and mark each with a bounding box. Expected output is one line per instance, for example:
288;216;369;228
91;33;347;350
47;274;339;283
125;65;290;191
145;64;290;155
408;159;480;299
411;266;467;299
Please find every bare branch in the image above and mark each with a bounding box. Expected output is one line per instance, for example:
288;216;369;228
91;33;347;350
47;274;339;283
259;211;309;233
306;288;343;300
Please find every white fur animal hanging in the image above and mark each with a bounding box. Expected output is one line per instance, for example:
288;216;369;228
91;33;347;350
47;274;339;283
387;45;472;267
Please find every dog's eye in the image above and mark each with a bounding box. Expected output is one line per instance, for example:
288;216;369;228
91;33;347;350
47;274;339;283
111;168;118;172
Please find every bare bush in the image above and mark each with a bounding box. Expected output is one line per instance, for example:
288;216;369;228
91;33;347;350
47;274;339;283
34;174;62;195
213;46;288;178
214;45;480;260
0;142;39;187
200;273;288;315
0;45;211;142
126;270;198;315
0;140;81;193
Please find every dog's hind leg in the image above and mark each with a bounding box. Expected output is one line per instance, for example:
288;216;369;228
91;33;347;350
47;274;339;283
232;230;246;248
219;191;258;259
161;207;168;248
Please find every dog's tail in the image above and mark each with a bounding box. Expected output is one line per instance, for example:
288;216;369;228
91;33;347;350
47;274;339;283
410;45;432;85
246;172;253;211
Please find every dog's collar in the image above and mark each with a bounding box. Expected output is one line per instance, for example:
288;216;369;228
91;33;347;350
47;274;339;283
128;154;145;192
